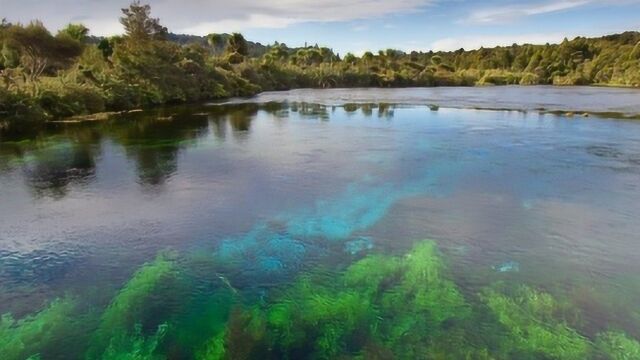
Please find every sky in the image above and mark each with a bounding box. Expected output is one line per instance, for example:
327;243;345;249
2;0;640;55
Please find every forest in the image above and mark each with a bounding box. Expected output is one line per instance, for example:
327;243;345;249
1;1;640;126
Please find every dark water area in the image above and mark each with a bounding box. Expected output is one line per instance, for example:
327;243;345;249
1;88;640;359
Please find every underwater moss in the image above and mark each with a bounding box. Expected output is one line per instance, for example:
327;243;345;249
10;240;640;359
200;240;474;359
377;241;471;358
197;331;227;360
383;241;468;321
265;276;374;358
193;259;382;358
342;254;401;297
101;323;168;360
481;285;591;360
0;297;77;360
169;289;237;359
596;331;640;360
86;253;178;359
197;307;268;360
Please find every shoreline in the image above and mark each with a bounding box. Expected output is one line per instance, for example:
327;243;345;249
4;85;640;128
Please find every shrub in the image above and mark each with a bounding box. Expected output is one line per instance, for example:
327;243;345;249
36;79;105;118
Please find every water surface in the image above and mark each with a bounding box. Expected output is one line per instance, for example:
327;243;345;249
228;86;640;116
1;87;640;359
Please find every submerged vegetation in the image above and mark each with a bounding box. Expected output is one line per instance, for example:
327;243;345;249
481;285;590;359
0;297;80;359
1;240;639;359
87;252;178;359
2;1;640;125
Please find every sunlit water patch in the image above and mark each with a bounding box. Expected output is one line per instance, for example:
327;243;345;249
1;91;640;359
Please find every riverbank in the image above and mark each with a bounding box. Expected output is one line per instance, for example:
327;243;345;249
4;85;640;134
2;9;640;128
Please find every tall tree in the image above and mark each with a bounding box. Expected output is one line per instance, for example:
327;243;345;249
58;24;89;43
206;33;225;53
227;33;248;57
120;1;167;41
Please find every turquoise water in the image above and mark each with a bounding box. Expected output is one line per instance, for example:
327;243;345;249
1;89;640;359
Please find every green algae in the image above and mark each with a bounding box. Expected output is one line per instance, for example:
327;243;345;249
4;241;640;359
101;323;168;360
193;240;474;359
167;289;237;359
381;241;469;324
374;242;471;358
0;297;78;360
596;331;640;360
193;240;640;359
197;307;269;360
342;254;401;297
481;285;591;359
86;252;178;359
264;276;374;358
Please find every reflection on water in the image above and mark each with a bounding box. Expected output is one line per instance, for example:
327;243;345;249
232;86;640;116
1;95;640;359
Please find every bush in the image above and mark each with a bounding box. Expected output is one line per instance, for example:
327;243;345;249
0;87;45;126
519;72;540;85
36;79;105;117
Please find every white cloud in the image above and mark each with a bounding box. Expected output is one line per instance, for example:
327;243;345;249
352;24;370;32
81;18;123;36
429;33;569;51
466;0;640;24
179;14;298;34
172;0;436;35
466;0;591;24
2;0;436;36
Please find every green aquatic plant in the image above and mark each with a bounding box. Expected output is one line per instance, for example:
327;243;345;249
197;307;268;360
200;240;473;359
342;254;401;297
0;297;77;360
481;285;591;360
148;252;248;359
197;330;226;360
377;241;471;358
596;331;640;360
18;239;631;360
194;257;382;358
101;323;168;360
265;276;374;358
87;252;178;359
168;288;237;359
383;241;468;321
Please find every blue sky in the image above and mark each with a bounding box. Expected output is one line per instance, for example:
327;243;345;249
3;0;640;54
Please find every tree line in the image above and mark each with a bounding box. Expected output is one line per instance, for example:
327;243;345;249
2;1;640;125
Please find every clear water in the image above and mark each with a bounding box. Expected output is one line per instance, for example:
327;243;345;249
1;87;640;359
